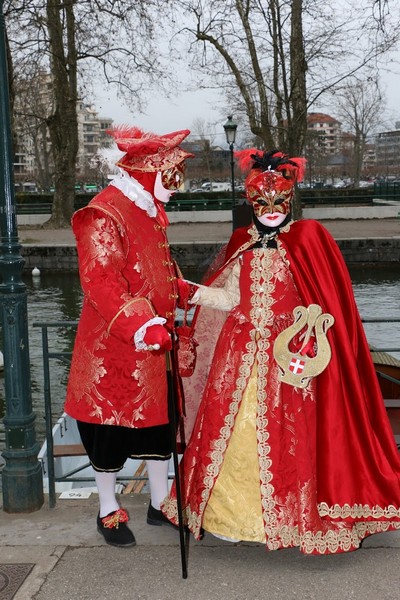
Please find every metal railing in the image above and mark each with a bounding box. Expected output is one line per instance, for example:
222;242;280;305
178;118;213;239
34;321;78;507
16;189;394;215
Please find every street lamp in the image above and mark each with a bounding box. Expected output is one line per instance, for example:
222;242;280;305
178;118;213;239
0;0;44;512
223;116;238;214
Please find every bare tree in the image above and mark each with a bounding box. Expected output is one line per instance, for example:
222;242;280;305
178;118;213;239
5;0;169;226
172;0;307;155
334;77;383;186
43;0;79;225
172;0;400;156
189;118;219;184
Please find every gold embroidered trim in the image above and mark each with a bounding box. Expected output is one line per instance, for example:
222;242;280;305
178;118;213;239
262;519;400;554
227;226;259;263
107;297;155;335
249;250;280;542
280;220;293;235
318;502;400;520
161;497;400;553
190;321;258;539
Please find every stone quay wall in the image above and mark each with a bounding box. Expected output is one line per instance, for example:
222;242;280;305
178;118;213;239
20;238;400;273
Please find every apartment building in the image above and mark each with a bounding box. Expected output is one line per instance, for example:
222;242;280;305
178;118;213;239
375;123;400;177
306;113;343;155
77;103;113;181
13;72;113;191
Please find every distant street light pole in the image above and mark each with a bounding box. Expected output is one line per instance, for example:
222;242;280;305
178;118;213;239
223;116;238;221
0;0;44;512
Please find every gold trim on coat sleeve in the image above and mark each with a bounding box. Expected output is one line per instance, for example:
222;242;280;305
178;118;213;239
107;297;155;335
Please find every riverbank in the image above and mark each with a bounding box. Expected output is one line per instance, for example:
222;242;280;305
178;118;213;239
17;217;400;245
18;218;400;271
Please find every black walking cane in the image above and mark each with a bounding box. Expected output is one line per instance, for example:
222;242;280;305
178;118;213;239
166;348;190;579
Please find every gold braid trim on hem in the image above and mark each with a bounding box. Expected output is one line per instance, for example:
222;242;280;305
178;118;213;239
160;498;203;539
270;520;400;554
162;495;400;553
318;502;400;520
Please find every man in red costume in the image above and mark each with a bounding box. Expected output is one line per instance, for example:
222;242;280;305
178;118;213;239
164;149;400;554
65;126;193;547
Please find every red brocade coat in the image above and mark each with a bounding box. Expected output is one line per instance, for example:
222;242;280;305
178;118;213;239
64;185;178;428
163;219;400;554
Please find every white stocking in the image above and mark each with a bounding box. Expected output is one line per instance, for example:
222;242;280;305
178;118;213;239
146;459;169;510
95;471;119;518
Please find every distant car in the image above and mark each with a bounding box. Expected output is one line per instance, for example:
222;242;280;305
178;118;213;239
190;188;205;193
359;181;374;188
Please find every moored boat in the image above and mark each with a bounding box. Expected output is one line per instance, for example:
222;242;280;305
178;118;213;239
370;347;400;449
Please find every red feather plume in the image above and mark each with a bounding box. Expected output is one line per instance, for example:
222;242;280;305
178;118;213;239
234;148;262;173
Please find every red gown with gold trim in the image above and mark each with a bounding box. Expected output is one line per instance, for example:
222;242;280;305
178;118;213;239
64;185;178;428
163;219;400;554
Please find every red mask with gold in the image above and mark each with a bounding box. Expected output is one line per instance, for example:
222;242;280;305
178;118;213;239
154;162;186;204
235;149;306;228
161;161;185;191
246;168;294;221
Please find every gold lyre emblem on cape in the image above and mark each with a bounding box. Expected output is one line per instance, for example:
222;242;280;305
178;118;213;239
273;304;335;388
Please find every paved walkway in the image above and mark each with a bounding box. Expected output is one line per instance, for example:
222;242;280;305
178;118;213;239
18;217;400;246
0;492;400;600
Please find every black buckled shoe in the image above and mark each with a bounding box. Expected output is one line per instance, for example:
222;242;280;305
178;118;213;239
97;508;136;547
147;503;179;530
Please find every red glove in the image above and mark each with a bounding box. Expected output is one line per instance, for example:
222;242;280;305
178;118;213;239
143;324;172;351
177;278;198;309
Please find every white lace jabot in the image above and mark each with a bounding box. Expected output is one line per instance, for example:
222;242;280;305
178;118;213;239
110;170;157;218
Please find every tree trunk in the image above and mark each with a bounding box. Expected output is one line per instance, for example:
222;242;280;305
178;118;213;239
45;0;78;228
353;132;364;187
289;0;307;218
289;0;307;156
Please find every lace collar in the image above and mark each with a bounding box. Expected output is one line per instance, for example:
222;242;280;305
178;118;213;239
109;170;157;218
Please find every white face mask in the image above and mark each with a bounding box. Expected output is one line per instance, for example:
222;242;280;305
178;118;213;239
256;212;287;227
154;171;173;204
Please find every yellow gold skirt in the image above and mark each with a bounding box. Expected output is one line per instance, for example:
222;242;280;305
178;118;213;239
203;363;265;542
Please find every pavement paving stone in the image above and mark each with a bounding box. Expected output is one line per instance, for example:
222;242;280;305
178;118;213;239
1;493;400;599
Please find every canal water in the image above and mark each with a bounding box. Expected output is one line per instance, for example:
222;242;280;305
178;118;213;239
0;266;399;448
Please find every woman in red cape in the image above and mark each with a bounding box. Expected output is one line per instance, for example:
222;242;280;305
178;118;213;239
162;149;400;554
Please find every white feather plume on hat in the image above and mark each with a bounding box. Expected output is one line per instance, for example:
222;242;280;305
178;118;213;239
91;143;125;176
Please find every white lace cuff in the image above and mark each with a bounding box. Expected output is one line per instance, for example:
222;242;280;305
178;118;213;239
134;316;167;350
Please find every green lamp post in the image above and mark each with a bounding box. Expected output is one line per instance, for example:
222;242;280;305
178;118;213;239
0;1;44;512
223;115;238;212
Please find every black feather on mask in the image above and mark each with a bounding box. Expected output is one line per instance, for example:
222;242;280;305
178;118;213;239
250;149;297;178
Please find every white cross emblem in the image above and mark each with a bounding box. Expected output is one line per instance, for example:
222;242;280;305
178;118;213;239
289;358;305;374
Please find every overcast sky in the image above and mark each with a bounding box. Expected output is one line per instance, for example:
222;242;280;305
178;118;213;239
95;86;228;141
94;61;400;140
